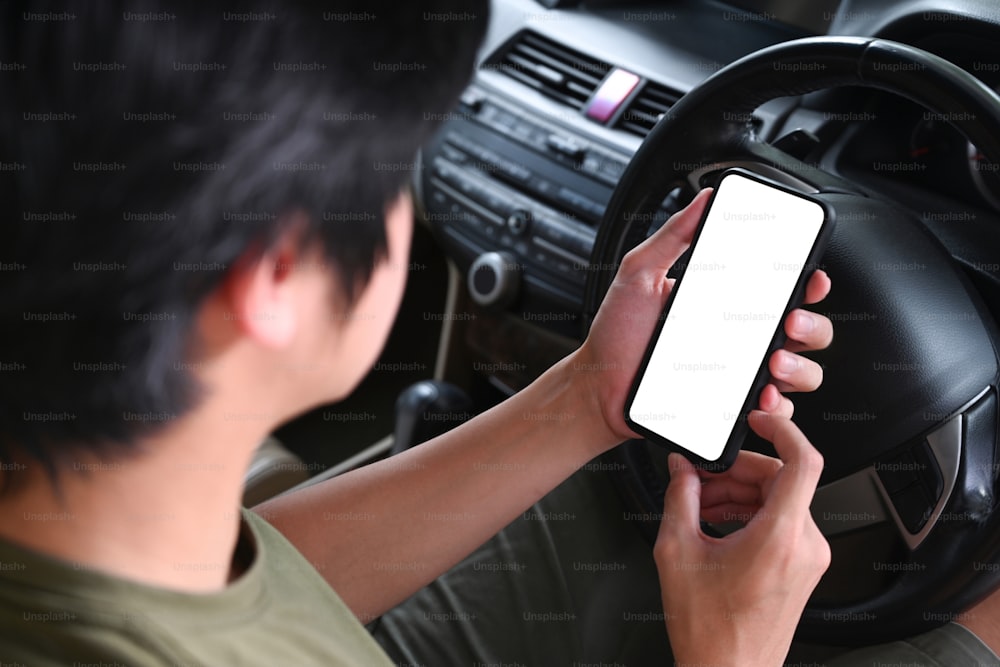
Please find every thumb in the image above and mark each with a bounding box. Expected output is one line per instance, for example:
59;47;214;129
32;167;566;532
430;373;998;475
637;188;712;272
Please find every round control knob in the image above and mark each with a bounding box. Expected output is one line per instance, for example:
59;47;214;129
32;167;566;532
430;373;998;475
468;252;520;308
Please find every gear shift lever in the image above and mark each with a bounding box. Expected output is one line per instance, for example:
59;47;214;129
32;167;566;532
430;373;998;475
391;380;474;455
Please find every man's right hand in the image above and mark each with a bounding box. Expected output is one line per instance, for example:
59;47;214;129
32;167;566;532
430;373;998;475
654;412;831;667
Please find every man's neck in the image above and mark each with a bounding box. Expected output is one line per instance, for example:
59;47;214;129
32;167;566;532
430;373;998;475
0;414;265;593
0;291;338;593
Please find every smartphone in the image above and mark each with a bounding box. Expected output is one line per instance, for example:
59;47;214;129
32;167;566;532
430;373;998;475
623;168;835;471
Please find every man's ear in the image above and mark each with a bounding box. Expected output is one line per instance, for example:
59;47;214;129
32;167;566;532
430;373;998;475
222;224;308;350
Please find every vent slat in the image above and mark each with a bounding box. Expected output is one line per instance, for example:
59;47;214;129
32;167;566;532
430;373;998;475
506;53;566;87
512;43;606;87
502;69;582;107
645;88;680;105
521;34;609;78
564;81;595;99
633;101;670;114
619;119;652;135
487;32;610;112
616;81;683;137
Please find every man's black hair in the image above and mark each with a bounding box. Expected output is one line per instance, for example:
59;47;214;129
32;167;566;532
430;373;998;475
0;1;489;474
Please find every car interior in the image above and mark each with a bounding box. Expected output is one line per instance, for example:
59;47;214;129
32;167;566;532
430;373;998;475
244;0;1000;658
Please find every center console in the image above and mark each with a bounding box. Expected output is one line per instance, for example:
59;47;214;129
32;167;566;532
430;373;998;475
418;85;631;336
415;30;690;340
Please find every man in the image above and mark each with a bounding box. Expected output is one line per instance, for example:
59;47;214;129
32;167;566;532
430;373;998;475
0;2;842;665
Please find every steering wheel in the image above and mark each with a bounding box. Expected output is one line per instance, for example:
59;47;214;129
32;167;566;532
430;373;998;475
583;37;1000;646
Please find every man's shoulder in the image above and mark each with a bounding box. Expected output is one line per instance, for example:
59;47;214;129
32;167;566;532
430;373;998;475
0;508;394;666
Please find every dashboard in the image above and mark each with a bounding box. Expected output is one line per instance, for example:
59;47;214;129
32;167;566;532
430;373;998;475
415;0;1000;392
403;0;1000;648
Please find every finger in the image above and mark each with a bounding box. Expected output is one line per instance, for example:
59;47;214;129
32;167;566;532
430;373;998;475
747;412;825;515
625;188;712;275
699;477;764;509
769;350;823;393
701;503;761;525
803;270;831;305
697;450;782;487
784;309;834;352
757;384;795;419
659;453;703;541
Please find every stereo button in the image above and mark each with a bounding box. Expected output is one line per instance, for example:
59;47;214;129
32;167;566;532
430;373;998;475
536;217;594;259
507;210;531;236
546;134;585;161
556;187;605;221
496;158;532;184
459;89;485;113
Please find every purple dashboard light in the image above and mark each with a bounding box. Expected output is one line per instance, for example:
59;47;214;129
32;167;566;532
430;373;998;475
585;68;640;123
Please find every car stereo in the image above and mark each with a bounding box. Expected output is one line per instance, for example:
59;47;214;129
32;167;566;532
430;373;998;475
417;83;666;336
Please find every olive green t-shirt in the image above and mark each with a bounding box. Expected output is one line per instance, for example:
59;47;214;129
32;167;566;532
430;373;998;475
0;509;394;666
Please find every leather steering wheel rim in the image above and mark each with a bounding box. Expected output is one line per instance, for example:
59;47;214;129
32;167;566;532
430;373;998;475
585;36;1000;645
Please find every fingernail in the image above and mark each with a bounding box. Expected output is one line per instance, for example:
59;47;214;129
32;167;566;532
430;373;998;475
777;353;799;375
794;311;816;335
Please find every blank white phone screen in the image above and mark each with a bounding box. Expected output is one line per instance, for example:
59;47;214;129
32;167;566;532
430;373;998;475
628;174;825;461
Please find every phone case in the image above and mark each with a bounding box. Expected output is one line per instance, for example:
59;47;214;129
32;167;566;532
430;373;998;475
623;168;837;471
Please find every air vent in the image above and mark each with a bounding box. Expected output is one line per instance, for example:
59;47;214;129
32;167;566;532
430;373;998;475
488;32;612;110
616;81;682;137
